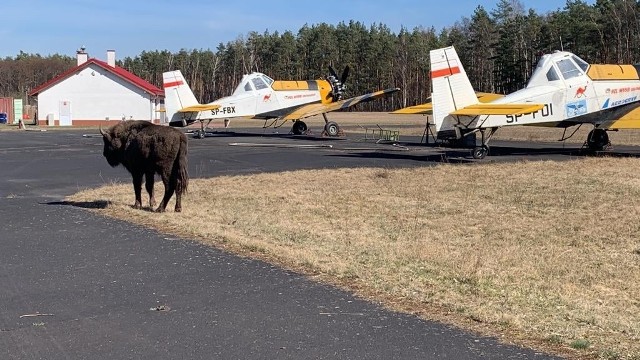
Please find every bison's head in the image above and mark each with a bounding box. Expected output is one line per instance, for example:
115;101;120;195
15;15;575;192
100;125;123;167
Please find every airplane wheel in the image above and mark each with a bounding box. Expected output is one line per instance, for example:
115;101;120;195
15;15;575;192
472;145;489;159
292;121;308;135
193;130;205;139
586;129;609;151
324;121;340;137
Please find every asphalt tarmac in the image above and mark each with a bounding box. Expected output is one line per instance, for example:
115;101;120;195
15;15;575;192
5;126;632;359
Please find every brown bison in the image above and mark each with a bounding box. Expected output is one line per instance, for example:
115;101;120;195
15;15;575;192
100;120;189;212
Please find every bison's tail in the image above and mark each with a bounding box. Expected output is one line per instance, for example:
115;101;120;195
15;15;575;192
175;134;189;193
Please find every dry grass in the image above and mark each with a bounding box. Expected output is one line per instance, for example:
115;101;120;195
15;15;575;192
68;158;640;359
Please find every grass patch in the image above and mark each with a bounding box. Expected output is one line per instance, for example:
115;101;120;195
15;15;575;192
68;157;640;358
571;339;591;350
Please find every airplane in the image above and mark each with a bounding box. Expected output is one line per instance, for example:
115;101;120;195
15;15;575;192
162;67;399;138
394;45;640;159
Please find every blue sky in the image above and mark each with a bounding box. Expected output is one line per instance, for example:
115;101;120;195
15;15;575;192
2;0;586;59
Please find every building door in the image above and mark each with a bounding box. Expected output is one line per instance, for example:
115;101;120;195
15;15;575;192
13;99;23;124
59;100;72;126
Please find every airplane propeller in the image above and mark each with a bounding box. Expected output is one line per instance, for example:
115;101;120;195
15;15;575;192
327;65;350;101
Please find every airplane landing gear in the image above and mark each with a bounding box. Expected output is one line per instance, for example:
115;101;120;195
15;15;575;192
324;121;340;137
472;145;490;159
585;128;610;152
291;120;308;135
193;119;213;139
194;129;205;139
472;127;498;160
322;113;343;137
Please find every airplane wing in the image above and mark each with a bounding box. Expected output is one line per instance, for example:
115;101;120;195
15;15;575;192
281;88;400;120
601;105;640;129
178;104;221;112
451;103;544;116
391;92;506;115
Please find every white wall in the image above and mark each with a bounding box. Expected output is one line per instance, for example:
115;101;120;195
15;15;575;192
37;64;159;124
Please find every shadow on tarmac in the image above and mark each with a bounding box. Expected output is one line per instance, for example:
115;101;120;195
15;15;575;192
44;200;111;209
330;143;640;163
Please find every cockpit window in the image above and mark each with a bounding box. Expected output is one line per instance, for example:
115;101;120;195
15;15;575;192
244;82;253;92
261;74;274;86
572;55;589;72
252;78;268;90
546;67;560;81
557;58;582;80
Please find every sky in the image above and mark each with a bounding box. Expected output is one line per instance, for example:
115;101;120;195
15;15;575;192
1;0;591;60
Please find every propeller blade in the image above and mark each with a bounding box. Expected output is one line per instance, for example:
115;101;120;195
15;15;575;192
340;66;350;84
328;65;338;79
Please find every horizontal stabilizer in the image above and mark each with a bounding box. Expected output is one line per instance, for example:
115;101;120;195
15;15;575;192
475;92;505;102
451;103;544;116
392;92;504;115
178;104;221;113
392;103;433;114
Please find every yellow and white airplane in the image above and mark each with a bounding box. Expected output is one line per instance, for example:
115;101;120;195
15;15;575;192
163;67;399;138
395;46;640;159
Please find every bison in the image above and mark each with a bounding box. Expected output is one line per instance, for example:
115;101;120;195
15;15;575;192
100;120;189;212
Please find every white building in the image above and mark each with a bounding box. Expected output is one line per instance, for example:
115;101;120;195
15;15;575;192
29;49;164;126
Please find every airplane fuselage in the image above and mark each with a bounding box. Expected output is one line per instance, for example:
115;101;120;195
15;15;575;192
456;57;640;131
478;78;640;129
186;75;335;122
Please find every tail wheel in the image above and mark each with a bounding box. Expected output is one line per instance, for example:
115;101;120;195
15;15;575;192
193;130;205;139
586;129;609;151
292;121;308;135
324;121;340;137
472;145;489;159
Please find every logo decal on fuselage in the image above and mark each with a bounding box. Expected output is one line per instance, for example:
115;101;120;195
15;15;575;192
575;85;588;98
567;99;587;117
602;96;637;109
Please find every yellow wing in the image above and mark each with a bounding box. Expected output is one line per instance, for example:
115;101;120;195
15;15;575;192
392;92;506;115
601;105;640;129
178;104;221;113
451;103;544;116
392;103;433;114
281;88;400;120
475;92;505;102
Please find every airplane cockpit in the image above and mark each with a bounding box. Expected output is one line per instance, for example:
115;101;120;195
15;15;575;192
526;51;590;88
232;73;275;94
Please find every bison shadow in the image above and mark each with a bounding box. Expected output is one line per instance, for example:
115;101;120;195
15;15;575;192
45;200;168;212
44;200;111;209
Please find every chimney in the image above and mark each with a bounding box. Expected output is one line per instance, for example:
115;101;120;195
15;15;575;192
107;50;116;67
76;46;88;66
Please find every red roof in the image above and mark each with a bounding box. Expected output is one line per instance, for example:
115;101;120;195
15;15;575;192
29;58;164;97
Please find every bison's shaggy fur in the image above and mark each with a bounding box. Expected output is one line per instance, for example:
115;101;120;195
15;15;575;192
100;120;189;212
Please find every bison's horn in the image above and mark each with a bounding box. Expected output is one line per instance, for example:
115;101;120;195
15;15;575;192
99;125;108;138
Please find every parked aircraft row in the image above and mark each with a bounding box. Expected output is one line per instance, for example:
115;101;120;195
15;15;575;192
163;46;640;159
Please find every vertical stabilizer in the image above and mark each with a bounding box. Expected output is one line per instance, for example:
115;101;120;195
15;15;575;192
162;70;199;125
430;46;478;134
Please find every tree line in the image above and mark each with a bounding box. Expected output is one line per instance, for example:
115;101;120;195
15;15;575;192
1;0;639;111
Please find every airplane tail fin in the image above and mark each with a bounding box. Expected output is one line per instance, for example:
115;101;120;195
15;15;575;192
430;46;478;136
162;70;199;126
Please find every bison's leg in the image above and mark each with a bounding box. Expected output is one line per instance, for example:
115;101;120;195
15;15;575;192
155;172;174;213
174;180;183;213
145;171;156;209
132;172;144;209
